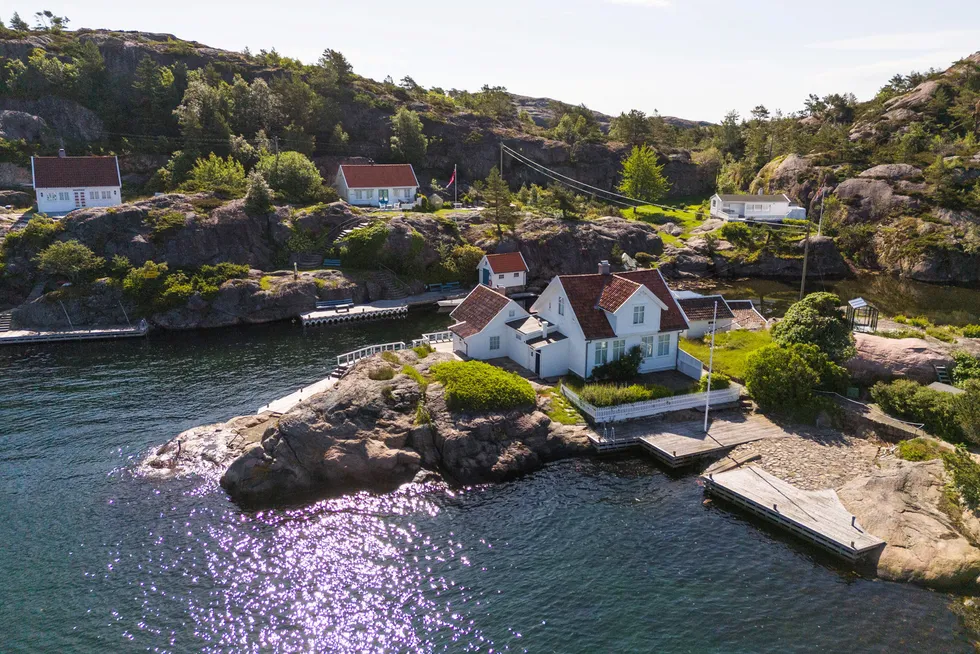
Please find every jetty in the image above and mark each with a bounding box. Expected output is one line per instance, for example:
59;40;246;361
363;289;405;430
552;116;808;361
300;288;469;327
0;320;149;346
702;467;885;562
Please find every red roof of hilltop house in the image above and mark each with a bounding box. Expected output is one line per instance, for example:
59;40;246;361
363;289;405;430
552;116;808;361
32;155;121;189
339;164;418;189
484;252;529;274
448;284;511;338
677;295;736;321
558;268;689;340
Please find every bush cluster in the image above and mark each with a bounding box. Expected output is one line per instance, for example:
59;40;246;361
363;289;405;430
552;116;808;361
697;373;732;392
871;379;980;444
430;361;535;412
744;342;847;414
963;325;980;339
577;382;672;407
896;437;944;462
121;260;248;314
339;223;389;269
590;346;644;383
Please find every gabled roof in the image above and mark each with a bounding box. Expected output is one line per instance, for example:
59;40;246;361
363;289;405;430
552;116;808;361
597;276;640;312
615;269;690;333
678;295;736;321
339;164;418;189
484;252;528;274
448;284;511;339
717;193;791;203
32;156;121;189
557;275;618;339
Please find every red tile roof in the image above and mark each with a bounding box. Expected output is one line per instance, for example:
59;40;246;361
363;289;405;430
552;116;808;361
449;285;511;338
678;296;736;321
616;269;690;333
558;269;690;339
32;156;120;189
484;252;528;274
339;164;418;189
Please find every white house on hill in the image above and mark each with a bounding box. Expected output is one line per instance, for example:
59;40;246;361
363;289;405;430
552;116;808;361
449;261;699;380
334;163;419;207
709;193;805;223
478;252;529;292
32;150;122;215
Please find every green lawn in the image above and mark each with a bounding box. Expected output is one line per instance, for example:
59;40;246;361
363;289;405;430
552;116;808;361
680;329;772;381
631;201;709;243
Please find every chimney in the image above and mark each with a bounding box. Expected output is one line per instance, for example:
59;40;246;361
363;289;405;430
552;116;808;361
58;148;66;158
598;260;610;275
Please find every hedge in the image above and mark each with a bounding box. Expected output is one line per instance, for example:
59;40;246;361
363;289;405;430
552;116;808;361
430;361;535;412
578;383;672;407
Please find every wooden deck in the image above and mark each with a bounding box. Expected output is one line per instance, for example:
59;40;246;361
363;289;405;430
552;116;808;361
0;322;148;346
301;303;409;326
625;414;785;466
702;467;885;561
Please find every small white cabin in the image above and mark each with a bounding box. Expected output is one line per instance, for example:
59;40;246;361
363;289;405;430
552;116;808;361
32;151;122;215
709;193;804;223
478;252;529;291
334;163;419;208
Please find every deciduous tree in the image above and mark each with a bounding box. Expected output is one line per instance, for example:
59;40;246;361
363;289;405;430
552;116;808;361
390;107;428;164
616;145;669;214
483;166;517;239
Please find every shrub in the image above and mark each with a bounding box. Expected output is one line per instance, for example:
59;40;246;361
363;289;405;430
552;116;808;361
956;380;980;444
402;365;428;392
122;260;170;311
340;223;389;269
259;275;273;291
591;345;643;382
893;314;908;324
871;379;963;442
720;222;754;248
896;437;944;462
876;328;923;339
185;153;247;196
431;360;535;411
771;292;855;362
145;210;187;242
952;351;980;386
412;342;434;358
942;447;980;510
578;382;672;407
415;402;431;425
962;325;980;338
926;326;959;343
635;252;657;267
2;215;62;254
381;351;401;365
256;151;324;204
744;344;820;412
369;365;395;381
697;373;732;392
109;254;132;279
34;240;105;283
244;170;273;215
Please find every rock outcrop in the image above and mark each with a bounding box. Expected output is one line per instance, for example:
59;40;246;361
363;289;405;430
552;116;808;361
143;352;590;505
845;333;953;384
839;457;980;589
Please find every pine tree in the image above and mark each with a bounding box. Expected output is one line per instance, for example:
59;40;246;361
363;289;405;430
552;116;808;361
616;145;670;214
483;167;517;239
10;12;29;31
390;108;428;164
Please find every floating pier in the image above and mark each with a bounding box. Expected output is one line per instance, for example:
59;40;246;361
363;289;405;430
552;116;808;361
257;375;338;415
702;467;885;562
0;321;149;346
301;304;408;326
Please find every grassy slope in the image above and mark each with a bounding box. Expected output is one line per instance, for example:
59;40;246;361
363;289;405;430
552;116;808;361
680;329;772;381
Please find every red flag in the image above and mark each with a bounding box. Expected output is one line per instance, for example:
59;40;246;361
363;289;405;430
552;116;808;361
446;167;456;189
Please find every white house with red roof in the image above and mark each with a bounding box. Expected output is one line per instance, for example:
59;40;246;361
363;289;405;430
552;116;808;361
449;260;699;380
477;252;529;292
32;150;122;215
334;163;419;207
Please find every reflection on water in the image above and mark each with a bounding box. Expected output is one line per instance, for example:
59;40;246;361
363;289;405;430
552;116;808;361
0;312;975;652
679;273;980;325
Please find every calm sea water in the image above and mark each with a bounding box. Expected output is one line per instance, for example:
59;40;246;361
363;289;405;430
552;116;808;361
0;309;975;652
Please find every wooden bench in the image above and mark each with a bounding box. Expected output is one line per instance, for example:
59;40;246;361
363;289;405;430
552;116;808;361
322;258;342;269
426;283;445;292
443;281;461;291
316;298;353;312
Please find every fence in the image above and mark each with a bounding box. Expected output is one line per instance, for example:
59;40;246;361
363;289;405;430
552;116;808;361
561;383;741;424
676;349;704;381
412;331;452;347
336;341;407;366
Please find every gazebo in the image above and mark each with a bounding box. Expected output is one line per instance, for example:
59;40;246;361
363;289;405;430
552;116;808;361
846;297;878;333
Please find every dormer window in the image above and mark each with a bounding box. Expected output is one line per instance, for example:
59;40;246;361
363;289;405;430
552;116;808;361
633;305;645;325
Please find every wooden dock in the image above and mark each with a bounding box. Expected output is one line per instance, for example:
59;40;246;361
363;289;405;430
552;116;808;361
637;416;785;467
257;375;338;415
0;321;148;346
301;303;408;326
702;467;885;562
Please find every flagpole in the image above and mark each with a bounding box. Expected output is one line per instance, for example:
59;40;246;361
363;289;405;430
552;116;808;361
454;164;457;206
703;300;718;434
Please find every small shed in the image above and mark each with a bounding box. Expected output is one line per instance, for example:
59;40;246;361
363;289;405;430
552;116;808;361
846;297;878;333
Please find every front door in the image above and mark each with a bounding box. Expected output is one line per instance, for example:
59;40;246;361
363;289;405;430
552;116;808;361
482;268;490;286
534;350;541;376
73;190;86;209
378;189;389;206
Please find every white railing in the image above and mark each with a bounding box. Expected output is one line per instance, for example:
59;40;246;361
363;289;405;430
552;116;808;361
412;330;452;346
676;349;704;381
336;341;407;366
561;383;741;424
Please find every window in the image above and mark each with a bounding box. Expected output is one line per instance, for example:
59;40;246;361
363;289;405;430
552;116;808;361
498;274;505;280
612;340;625;361
102;190;111;199
489;336;500;351
594;341;608;366
558;296;565;316
513;272;520;278
633;305;645;325
642;335;655;357
89;191;97;199
508;309;516;317
58;191;69;201
657;333;671;357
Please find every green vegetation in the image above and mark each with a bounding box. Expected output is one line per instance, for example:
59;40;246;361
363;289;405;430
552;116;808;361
1;215;62;256
542;388;582;425
121;260;248;314
896;437;945;462
144;209;187;242
34;240;104;283
925;325;960;343
401;365;428;392
744;344;821;412
368;366;395;381
431;361;535;412
875;328;923;339
590;345;643;382
577;382;672;407
871;379;980;444
185;153;247;196
617;145;670;213
771;292;855;363
258;275;273;291
380;351;401;365
390;107;428;164
941;447;980;510
339;222;389;269
411;342;434;358
962;325;980;339
256;151;325;204
697;372;732;392
952;351;980;386
482;166;517;239
681;329;772;381
244;170;273;215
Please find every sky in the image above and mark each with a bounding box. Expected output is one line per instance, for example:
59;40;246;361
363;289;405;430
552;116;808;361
13;0;980;122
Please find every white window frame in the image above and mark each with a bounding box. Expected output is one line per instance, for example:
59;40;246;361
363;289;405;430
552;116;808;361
558;296;565;316
59;191;69;201
642;335;655;357
513;272;520;278
489;335;500;351
594;341;608;366
633;305;645;325
498;273;505;280
612;339;625;361
508;309;516;318
657;333;671;357
102;190;111;199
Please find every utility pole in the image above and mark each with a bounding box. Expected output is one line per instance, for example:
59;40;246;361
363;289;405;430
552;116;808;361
274;135;280;183
799;217;812;301
703;301;718;434
816;189;826;237
500;142;504;180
